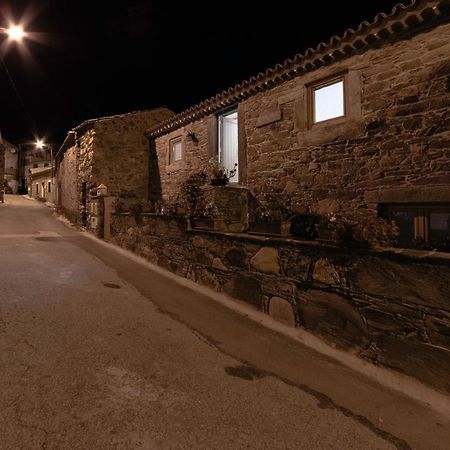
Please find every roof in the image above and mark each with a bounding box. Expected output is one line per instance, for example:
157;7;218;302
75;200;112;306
56;107;173;161
146;0;450;139
72;107;171;134
29;167;53;178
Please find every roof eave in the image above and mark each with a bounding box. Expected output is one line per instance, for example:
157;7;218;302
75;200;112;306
146;0;449;139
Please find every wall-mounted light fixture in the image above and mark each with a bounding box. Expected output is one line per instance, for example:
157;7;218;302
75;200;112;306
187;130;198;143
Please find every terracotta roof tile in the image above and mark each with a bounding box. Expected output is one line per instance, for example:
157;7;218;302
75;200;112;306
146;0;449;139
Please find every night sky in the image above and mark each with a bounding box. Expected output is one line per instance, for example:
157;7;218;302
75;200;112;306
1;0;402;146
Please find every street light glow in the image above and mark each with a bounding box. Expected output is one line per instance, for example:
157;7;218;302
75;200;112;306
6;25;25;42
35;139;45;149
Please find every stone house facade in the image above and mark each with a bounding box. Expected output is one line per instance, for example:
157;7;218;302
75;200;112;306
147;1;450;250
0;138;4;203
3;140;18;194
29;167;55;203
56;108;174;225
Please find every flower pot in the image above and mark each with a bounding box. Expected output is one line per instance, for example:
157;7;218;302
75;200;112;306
210;178;228;186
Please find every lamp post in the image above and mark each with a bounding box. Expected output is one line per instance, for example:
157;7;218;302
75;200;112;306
35;139;54;199
0;24;28;199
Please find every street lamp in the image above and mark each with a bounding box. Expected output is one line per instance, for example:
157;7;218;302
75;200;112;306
34;139;54;195
0;24;26;42
0;24;27;200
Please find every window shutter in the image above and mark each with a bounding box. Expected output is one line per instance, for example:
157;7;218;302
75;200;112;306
207;114;218;159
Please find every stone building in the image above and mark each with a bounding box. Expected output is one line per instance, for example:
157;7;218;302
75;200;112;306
29;166;55;203
147;0;450;250
56;108;174;225
0;137;4;203
3;139;18;194
18;143;53;195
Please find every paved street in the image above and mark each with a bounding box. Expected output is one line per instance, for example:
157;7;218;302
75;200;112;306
0;195;449;449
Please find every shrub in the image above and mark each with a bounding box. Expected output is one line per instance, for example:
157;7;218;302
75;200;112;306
352;217;399;247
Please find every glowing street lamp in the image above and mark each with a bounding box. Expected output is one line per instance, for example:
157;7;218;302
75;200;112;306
34;139;54;190
7;25;25;41
0;24;26;42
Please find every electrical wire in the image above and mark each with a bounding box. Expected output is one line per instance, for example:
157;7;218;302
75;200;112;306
0;53;37;133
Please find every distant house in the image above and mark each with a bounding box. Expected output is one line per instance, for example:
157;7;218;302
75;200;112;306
3;139;19;194
146;0;450;250
56;108;174;225
29;166;55;203
0;136;4;203
20;144;53;195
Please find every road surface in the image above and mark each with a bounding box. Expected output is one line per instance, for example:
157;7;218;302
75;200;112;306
0;195;449;449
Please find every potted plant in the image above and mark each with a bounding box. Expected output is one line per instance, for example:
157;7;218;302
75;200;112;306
190;200;224;231
248;179;293;236
351;216;399;249
248;207;291;236
207;158;237;186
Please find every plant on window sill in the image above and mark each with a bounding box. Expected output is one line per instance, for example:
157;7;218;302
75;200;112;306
207;158;237;186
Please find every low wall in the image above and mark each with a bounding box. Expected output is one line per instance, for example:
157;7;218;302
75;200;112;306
111;213;450;394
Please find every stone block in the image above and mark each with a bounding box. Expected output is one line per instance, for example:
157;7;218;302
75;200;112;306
192;235;206;248
312;259;340;285
269;296;296;327
282;253;311;281
197;269;220;290
348;258;450;310
212;257;228;271
223;273;263;309
250;247;280;275
225;247;248;268
425;316;450;349
297;289;369;349
316;199;340;214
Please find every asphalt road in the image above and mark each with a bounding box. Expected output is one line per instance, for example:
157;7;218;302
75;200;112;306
0;195;449;449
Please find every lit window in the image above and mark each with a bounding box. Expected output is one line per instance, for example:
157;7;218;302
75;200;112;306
169;138;182;163
385;205;450;252
312;78;345;123
218;110;239;182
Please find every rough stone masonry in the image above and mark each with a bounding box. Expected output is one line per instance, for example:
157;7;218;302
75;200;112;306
111;213;450;395
149;8;450;220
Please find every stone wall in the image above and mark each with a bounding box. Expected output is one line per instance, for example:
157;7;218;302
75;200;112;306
94;108;174;199
4;142;18;194
111;213;450;394
0;142;4;202
150;119;210;205
152;22;450;218
57;146;78;223
58;108;174;225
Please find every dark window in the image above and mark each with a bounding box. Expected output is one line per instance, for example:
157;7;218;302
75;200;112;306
385;205;450;252
44;163;49;168
33;163;38;168
48;181;52;193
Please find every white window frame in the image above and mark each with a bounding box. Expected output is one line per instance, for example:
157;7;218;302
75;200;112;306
309;75;346;125
169;137;182;164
